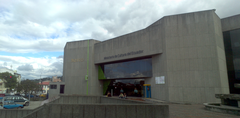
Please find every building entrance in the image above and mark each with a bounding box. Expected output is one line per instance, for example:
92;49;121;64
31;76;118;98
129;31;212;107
106;79;144;97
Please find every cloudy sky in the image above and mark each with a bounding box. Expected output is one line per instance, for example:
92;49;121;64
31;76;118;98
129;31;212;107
0;0;239;79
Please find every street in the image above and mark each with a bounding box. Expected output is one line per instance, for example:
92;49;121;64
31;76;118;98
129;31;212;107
23;101;42;109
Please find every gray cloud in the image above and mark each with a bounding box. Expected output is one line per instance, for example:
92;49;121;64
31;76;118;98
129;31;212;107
3;62;7;66
0;0;239;52
0;0;240;80
0;56;21;64
17;64;34;71
51;62;63;73
57;55;63;59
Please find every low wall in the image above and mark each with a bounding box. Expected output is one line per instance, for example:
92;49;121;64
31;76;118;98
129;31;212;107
56;95;151;104
0;105;44;118
52;95;101;104
24;104;169;118
204;103;240;116
23;95;169;118
23;105;48;118
0;109;33;118
101;97;149;104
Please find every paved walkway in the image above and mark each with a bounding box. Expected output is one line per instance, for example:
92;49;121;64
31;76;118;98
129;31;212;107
168;103;239;118
131;97;239;118
23;101;42;109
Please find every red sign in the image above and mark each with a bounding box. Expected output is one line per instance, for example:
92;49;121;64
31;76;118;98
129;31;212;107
0;94;5;97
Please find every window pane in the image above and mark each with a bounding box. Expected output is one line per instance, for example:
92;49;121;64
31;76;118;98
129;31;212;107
104;58;152;79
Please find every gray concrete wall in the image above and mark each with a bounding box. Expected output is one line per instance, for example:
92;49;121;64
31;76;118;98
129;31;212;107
24;95;169;118
221;14;240;32
145;18;169;101
163;9;229;103
63;40;103;96
53;95;148;104
25;104;169;118
62;9;232;103
48;82;65;99
94;28;163;64
0;109;33;118
100;97;150;104
23;105;48;118
57;95;101;104
213;13;229;95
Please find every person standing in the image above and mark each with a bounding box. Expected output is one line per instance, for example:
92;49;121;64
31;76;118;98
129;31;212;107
106;91;111;97
120;88;124;93
134;88;138;96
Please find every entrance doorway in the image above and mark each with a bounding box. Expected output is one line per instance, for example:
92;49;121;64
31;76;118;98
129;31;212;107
106;79;144;97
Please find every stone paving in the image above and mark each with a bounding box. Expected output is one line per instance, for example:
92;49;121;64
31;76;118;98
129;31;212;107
168;103;239;118
140;97;240;118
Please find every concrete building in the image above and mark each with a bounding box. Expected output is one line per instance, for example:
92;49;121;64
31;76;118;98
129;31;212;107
48;82;65;99
61;9;240;103
39;81;50;94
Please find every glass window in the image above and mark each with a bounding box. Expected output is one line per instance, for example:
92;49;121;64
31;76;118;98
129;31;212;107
6;97;12;100
60;85;64;94
224;28;240;80
50;85;57;89
9;101;14;105
223;28;240;94
103;58;152;79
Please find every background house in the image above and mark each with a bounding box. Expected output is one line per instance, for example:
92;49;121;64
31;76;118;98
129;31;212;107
0;67;21;93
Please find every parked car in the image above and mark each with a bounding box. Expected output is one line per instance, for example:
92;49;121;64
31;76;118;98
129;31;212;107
0;97;3;106
26;94;34;98
15;93;24;97
2;101;24;109
20;93;25;97
4;96;30;106
35;93;41;97
40;94;46;98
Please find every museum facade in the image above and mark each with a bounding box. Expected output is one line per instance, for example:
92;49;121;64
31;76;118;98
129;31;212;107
62;9;240;103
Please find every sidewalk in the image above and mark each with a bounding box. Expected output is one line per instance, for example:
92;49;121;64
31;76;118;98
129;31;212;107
23;101;42;109
128;97;239;118
169;103;239;118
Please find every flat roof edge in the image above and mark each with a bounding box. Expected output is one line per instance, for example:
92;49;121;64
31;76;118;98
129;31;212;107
221;14;240;20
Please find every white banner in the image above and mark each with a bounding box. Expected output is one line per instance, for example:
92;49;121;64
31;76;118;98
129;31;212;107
155;76;165;84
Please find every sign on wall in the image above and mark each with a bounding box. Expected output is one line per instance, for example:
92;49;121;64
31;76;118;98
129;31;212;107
71;58;84;62
104;50;143;60
155;76;165;84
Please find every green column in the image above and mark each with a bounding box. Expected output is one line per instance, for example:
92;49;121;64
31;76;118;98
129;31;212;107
86;40;89;95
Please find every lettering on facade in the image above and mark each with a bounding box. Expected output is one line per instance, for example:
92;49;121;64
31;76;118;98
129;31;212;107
71;58;84;62
104;50;143;60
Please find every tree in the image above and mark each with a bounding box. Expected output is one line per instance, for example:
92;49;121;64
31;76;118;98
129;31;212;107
0;72;18;92
16;79;42;95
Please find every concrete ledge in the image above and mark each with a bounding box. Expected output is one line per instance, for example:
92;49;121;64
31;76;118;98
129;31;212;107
23;95;169;118
58;94;151;104
100;97;150;104
0;109;34;118
216;94;240;101
204;103;240;116
27;104;169;118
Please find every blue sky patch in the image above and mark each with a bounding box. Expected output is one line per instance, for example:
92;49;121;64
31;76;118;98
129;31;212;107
0;51;63;58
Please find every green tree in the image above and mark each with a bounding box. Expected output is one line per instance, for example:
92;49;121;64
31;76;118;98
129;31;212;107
0;72;18;92
16;79;42;95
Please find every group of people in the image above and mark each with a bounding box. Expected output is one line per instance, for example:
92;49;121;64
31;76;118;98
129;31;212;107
118;93;127;98
106;88;139;98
